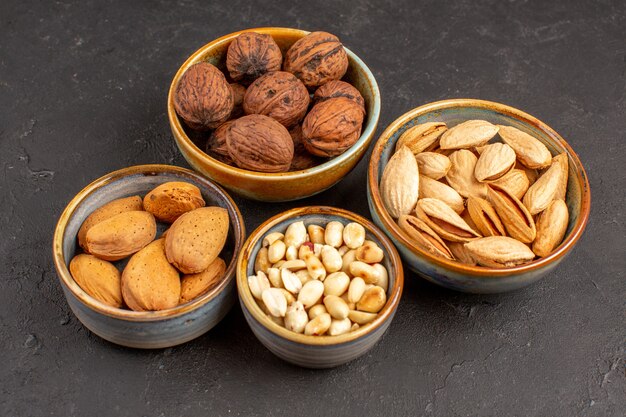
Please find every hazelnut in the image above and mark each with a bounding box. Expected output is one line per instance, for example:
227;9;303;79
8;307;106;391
284;32;349;88
174;62;233;130
243;71;310;127
302;97;364;157
289;125;323;171
314;80;364;110
225;114;294;172
226;32;283;85
205;120;235;164
229;83;247;118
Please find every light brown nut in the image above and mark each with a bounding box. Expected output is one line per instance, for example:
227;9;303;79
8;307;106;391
356;286;387;313
498;125;552;169
415;152;452;180
343;222;366;249
341;249;357;276
77;196;143;251
254;247;271;274
323;295;350;320
324;221;344;248
486;184;536;243
280;288;296;305
446;150;488;198
323;272;351;296
397;215;454;260
308;304;328;320
532;199;569;257
321;245;343;272
284;301;308;333
439;120;499;150
415;198;480;242
304;313;332;336
474;143;516;182
337;245;350;257
355;240;384;264
304;253;326;281
284;221;307;249
281;268;302;295
180;257;226;304
380;146;420;218
262;232;284;247
143;182;206;223
267;268;283;288
267;314;285;327
490;169;530;200
552;153;569;200
419;175;464;214
307;225;325;244
165;206;229;274
467;196;506;237
464;236;535;268
348;277;367;304
69;254;123;308
395;122;447;154
372;264;389;292
298;280;324;308
268;239;287;263
85;211;156;261
281;259;307;271
262;287;288;317
121;239;180;311
516;160;539;185
523;158;563;215
348;310;377;325
328;318;352;336
285;245;298;261
349;261;381;284
248;271;270;299
298;243;314;260
448;242;477;265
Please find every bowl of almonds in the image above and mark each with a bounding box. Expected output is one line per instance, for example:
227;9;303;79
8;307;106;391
236;206;403;368
168;27;380;202
368;99;590;293
52;165;245;348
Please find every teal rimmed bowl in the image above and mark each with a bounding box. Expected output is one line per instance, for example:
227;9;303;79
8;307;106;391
368;99;591;293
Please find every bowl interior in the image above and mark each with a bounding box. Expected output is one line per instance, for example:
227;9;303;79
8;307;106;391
56;165;244;320
238;206;403;345
371;99;590;273
169;27;381;176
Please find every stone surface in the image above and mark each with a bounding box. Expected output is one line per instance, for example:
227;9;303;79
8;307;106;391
0;0;624;416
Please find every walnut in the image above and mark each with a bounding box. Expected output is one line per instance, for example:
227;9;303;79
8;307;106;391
229;83;246;118
243;71;310;127
226;32;283;85
205;120;235;164
283;32;349;88
225;114;294;172
302;97;365;157
174;62;233;130
289;125;324;171
314;80;364;109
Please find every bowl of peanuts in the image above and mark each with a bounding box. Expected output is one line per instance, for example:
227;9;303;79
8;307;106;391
236;206;404;368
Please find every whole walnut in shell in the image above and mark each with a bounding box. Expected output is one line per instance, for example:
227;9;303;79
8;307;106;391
302;97;365;157
314;80;364;109
284;31;349;88
225;114;294;172
243;71;310;127
206;120;235;164
289;125;324;171
226;32;283;85
174;62;234;130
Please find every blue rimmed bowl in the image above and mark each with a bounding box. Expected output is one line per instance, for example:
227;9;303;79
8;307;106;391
52;164;246;348
168;27;381;202
368;99;591;293
236;206;404;368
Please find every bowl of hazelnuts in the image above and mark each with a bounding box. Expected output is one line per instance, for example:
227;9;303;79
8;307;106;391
168;27;381;202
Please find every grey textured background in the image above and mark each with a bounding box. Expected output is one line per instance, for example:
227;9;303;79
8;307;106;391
1;0;624;416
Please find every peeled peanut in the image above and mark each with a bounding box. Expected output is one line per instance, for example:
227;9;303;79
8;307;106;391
343;222;366;249
298;242;314;260
262;232;284;247
355;240;384;263
248;271;270;299
267;267;283;288
295;269;311;285
308;304;328;320
356;286;387;313
298;280;324;308
348;277;366;304
254;247;271;274
328;318;352;336
281;268;302;294
313;243;323;257
280;288;296;305
284;301;308;333
349;261;381;284
307;224;325;244
324;221;344;247
323;295;349;319
304;253;326;281
268;240;286;263
321;245;342;273
285;245;298;261
262;288;287;317
284;221;307;249
304;313;331;336
337;245;350;256
372;264;389;291
348;310;377;325
323;272;350;296
281;259;306;271
342;249;357;276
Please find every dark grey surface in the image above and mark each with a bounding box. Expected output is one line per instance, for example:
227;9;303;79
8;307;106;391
1;0;624;415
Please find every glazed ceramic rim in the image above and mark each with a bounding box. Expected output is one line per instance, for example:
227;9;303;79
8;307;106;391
52;164;246;322
368;98;591;277
236;206;404;346
167;27;381;180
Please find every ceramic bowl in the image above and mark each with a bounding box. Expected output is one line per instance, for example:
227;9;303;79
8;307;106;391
368;99;591;294
168;27;381;202
236;206;404;368
52;164;245;348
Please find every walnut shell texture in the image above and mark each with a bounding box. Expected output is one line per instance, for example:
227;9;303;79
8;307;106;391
174;62;234;130
302;97;365;157
226;114;294;172
314;80;364;109
206;120;235;164
226;32;283;85
229;83;246;118
243;71;310;127
284;31;349;88
289;125;323;171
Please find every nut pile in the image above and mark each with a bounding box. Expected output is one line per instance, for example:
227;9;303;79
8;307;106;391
380;120;570;267
70;182;230;310
248;220;389;336
173;31;366;173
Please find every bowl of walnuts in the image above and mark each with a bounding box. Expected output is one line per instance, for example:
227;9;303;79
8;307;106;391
367;99;591;293
168;27;381;202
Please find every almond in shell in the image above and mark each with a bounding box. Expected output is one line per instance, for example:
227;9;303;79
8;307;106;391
395;122;447;154
464;236;535;268
447;242;477;265
165;206;229;274
439;120;499;150
69;254;123;307
486;184;536;243
497;125;552;169
474;142;516;182
415;198;480;242
180;257;226;304
85;211;156;261
380;146;419;219
397;215;453;260
446;150;488;198
121;239;181;311
419;175;464;214
490;169;530;200
552;152;569;200
143;181;206;223
532;199;569;257
523;158;563;215
415;152;451;180
467;196;506;237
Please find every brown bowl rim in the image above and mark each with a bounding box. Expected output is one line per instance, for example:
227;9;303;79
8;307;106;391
167;26;382;180
368;98;591;277
52;164;246;322
236;206;404;346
